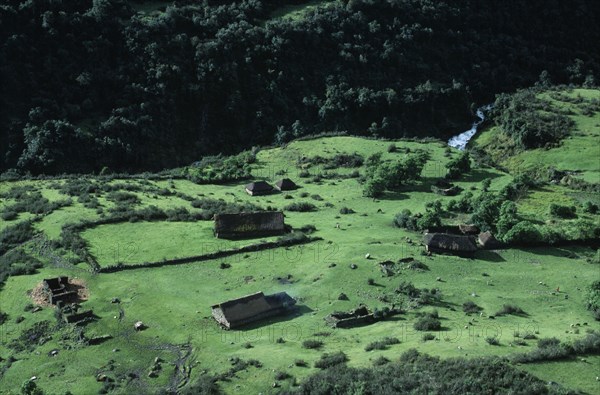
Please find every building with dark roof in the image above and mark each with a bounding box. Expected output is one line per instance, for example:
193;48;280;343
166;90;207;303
214;211;286;239
274;178;297;191
423;233;477;256
245;181;273;196
211;291;297;329
478;231;504;249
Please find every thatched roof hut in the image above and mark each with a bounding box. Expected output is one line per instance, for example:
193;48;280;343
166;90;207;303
274;178;297;191
423;233;477;256
211;291;296;329
214;211;285;239
245;181;273;196
478;231;504;249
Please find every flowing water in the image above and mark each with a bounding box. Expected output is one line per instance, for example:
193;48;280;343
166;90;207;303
447;105;492;150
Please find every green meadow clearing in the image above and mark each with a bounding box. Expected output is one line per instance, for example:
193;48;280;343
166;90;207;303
1;102;599;393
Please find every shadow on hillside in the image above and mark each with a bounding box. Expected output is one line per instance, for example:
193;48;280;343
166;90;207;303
235;305;314;332
376;191;410;201
522;246;584;259
459;168;505;183
474;250;506;262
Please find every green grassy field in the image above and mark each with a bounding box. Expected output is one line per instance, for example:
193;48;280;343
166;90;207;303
0;133;599;394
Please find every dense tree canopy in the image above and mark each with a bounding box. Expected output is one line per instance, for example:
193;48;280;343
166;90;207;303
1;0;599;174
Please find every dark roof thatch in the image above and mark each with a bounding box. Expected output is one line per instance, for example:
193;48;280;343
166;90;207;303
459;224;480;235
214;211;285;239
211;291;296;329
245;181;273;195
478;231;504;249
274;178;297;191
423;233;477;254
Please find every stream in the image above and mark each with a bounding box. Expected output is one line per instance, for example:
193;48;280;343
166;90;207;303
447;105;492;150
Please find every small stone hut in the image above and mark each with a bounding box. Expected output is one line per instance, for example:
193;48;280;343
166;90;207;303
423;233;477;256
42;277;77;305
274;178;297;191
245;181;273;196
211;291;297;329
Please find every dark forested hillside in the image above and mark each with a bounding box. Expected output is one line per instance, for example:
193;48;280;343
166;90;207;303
1;0;599;174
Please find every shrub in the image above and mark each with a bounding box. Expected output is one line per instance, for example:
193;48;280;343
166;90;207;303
363;177;386;198
191;198;262;218
538;337;561;349
284;202;317;212
294;359;307;367
462;301;483;314
0;221;35;255
393;209;418;230
302;339;323;349
583;201;599;214
339;207;355;214
0;312;8;325
495;304;526;317
414;317;441;331
387;143;397;153
299;224;317;234
372;356;390;366
586;280;600;320
107;191;140;205
549;204;577;218
1;210;18;221
486;337;500;345
446;152;471;180
502;221;542;245
364;337;400;351
422;333;436;341
367;278;375;286
406;260;429;271
314;351;348;369
274;371;290;380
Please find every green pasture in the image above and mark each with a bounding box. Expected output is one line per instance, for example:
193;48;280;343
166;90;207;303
0;133;598;394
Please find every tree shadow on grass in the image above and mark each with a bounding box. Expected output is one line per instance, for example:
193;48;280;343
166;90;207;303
375;191;410;201
474;250;506;262
459;168;506;184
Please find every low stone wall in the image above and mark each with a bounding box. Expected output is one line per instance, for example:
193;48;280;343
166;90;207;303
99;235;321;273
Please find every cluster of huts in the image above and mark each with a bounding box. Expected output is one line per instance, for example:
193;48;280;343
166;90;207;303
212;178;299;239
423;225;503;256
245;178;297;196
207;179;303;328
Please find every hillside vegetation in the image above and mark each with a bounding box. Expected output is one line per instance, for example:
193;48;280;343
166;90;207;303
1;0;599;173
1;120;599;393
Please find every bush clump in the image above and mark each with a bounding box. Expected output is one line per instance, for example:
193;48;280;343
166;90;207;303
314;351;348;369
365;337;400;351
549;204;577;218
302;339;324;349
284;202;317;212
495;304;526;317
413;317;442;331
462;301;483;314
